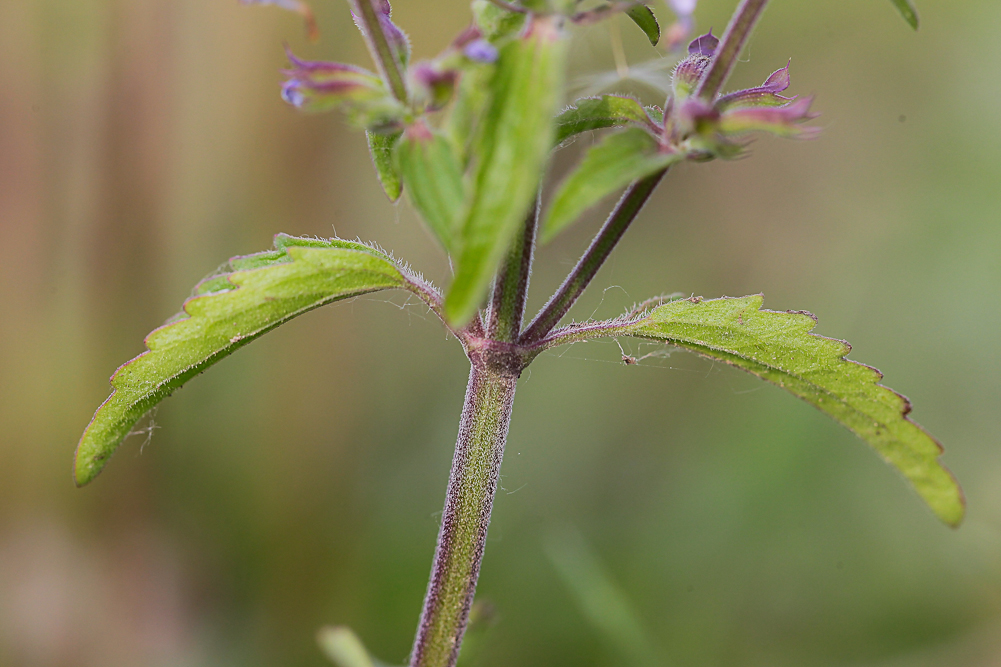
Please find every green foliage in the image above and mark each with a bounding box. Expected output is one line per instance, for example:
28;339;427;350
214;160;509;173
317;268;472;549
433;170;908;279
625;5;660;46
318;627;390;667
444;19;567;325
74;235;417;486
553;95;656;146
396;125;467;252
622;295;963;526
367;130;403;202
545;529;663;667
541;128;677;242
889;0;919;29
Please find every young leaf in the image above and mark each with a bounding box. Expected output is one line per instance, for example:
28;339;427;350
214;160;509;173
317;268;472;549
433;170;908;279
541;128;677;242
553;95;656;146
622;295;963;526
889;0;919;29
74;235;417;487
625;4;661;46
445;18;567;325
367;130;403;202
395;123;467;252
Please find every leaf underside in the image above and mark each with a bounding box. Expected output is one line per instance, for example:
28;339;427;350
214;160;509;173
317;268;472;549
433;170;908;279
74;235;410;487
552;95;654;146
624;295;963;526
625;4;660;46
541;127;676;242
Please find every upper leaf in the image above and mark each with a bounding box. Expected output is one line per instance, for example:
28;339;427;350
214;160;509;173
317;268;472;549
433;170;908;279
889;0;919;29
367;129;403;202
541;128;678;242
622;295;963;526
444;18;567;326
395;122;467;252
75;235;421;486
553;95;658;146
625;4;661;46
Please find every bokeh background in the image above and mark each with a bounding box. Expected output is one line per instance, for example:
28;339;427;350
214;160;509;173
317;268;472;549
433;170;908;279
2;0;1000;665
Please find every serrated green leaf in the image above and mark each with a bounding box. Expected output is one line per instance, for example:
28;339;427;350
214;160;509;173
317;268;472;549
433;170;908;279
889;0;919;29
625;4;660;46
541;128;677;242
75;235;410;486
623;295;963;526
445;18;567;325
367;130;403;202
395;125;467;252
553;95;655;146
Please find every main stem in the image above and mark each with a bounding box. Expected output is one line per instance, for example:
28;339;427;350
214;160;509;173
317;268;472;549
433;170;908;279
410;363;518;667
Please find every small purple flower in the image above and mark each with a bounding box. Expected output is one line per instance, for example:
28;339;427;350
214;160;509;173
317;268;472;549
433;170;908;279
281;48;403;127
463;39;499;64
411;62;460;110
672;30;717;99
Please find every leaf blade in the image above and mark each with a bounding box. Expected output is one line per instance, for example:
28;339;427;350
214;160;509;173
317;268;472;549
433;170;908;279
553;95;655;146
541;128;677;242
444;18;567;325
625;295;963;526
889;0;919;29
625;4;660;46
74;236;407;486
367;130;403;202
395;125;467;252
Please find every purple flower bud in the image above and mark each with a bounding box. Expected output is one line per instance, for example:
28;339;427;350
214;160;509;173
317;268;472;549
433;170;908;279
281;47;397;123
463;39;499;64
351;0;411;67
688;30;718;57
715;62;795;111
411;62;460;110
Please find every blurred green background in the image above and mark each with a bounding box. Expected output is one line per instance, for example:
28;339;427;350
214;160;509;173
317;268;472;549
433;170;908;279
1;0;999;665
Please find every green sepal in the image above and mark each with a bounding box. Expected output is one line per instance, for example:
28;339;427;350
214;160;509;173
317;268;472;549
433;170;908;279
74;235;411;486
445;18;567;325
367;130;403;202
624;295;964;526
541;128;677;242
889;0;919;29
553;95;656;146
395;124;467;252
625;4;660;46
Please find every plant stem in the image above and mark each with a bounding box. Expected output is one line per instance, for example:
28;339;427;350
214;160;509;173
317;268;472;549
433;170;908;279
519;169;667;344
410;364;518;667
694;0;771;101
486;199;538;343
349;0;409;103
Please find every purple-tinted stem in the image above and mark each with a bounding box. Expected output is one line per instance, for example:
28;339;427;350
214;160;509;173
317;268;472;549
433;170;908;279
487;198;538;343
349;0;409;103
519;169;667;345
410;364;517;667
694;0;771;101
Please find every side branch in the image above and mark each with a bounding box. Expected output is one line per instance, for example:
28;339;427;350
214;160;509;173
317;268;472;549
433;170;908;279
694;0;771;101
519;169;667;345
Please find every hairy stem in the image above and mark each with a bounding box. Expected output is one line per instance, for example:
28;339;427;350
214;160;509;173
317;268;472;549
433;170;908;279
519;169;667;344
694;0;771;101
410;364;518;667
487;199;538;342
349;0;409;103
